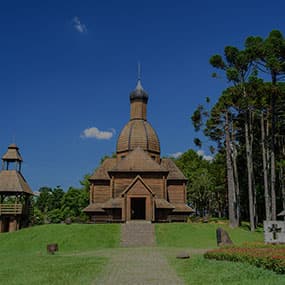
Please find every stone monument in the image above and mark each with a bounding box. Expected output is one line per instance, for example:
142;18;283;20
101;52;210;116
264;221;285;244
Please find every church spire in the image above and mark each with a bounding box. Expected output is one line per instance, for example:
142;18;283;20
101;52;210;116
129;63;148;120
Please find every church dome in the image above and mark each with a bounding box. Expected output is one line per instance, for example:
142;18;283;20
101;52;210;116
116;120;160;155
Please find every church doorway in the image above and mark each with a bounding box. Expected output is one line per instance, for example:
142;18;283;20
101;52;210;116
131;198;146;220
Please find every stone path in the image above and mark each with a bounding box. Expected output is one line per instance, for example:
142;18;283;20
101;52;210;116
121;221;155;247
90;222;196;284
94;247;184;285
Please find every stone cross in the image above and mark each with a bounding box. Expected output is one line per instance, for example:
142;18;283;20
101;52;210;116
268;223;282;240
264;221;285;244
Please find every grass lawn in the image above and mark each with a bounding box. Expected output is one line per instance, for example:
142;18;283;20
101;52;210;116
156;222;263;248
171;254;285;285
1;222;284;284
0;224;120;285
157;222;285;284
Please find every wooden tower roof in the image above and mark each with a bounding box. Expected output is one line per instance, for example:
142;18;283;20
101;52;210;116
0;144;32;195
2;144;23;162
0;171;33;194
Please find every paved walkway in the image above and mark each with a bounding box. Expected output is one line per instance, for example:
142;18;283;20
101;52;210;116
94;247;184;285
121;221;155;247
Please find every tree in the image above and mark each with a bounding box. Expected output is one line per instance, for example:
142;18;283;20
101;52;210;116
210;45;258;230
35;187;53;214
246;30;285;219
205;90;240;227
174;149;219;217
61;187;89;221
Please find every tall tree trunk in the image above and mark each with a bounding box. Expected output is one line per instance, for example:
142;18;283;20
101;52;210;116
280;167;285;209
245;110;255;231
225;111;238;228
271;149;276;220
261;112;271;220
271;75;277;220
250;111;257;226
281;144;285;219
231;132;240;226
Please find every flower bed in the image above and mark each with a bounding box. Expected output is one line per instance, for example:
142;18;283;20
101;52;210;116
204;246;285;274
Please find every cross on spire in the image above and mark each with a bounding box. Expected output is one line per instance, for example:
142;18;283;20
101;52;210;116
137;61;141;81
136;62;143;90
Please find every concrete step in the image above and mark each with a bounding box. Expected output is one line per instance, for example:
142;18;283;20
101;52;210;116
121;221;155;247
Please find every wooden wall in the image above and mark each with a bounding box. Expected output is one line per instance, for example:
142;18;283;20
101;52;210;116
167;181;185;204
92;181;110;203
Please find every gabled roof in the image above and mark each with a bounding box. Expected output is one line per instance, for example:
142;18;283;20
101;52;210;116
121;175;154;196
111;148;167;173
0;170;33;194
89;158;116;180
161;158;187;180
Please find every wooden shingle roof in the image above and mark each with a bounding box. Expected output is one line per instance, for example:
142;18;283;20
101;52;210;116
172;203;193;213
117;120;160;154
0;170;32;194
161;158;187;180
89;158;116;180
111;148;167;173
83;203;105;212
2;144;23;161
102;198;123;209
154;198;175;209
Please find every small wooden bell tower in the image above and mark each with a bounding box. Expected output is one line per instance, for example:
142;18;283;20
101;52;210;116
0;144;33;233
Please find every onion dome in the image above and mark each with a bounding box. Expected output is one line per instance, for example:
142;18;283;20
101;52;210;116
130;79;148;102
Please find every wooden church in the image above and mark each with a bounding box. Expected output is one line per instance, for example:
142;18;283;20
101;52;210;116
0;144;33;232
84;78;192;222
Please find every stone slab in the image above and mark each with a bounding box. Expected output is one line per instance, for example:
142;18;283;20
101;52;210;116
264;221;285;244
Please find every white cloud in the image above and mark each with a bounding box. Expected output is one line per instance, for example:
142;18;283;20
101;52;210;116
197;150;213;161
72;16;87;33
170;152;183;158
81;127;115;140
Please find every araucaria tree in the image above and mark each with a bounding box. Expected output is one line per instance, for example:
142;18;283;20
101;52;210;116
192;30;285;230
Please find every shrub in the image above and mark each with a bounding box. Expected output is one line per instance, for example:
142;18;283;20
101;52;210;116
204;246;285;274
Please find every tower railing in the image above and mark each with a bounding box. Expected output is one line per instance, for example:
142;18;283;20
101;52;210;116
0;204;23;215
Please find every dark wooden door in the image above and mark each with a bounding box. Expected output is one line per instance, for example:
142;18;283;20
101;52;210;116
131;198;146;220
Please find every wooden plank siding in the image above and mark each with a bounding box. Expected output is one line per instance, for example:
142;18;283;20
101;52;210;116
143;177;164;198
93;182;111;203
167;183;185;204
114;178;133;197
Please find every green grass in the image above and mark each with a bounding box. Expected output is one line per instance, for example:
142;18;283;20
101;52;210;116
156;222;263;248
171;255;285;285
157;222;285;284
0;224;120;285
0;223;120;254
1;222;283;284
1;254;107;285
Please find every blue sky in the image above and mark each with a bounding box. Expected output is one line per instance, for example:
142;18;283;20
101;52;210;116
0;0;284;191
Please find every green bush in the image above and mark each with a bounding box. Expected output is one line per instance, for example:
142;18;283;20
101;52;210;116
204;246;285;274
